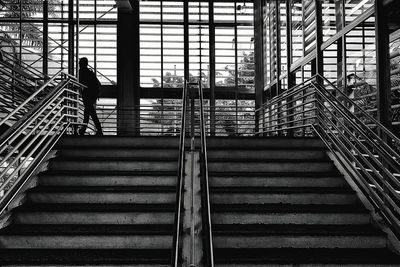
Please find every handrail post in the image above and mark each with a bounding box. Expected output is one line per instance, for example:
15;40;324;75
198;80;214;267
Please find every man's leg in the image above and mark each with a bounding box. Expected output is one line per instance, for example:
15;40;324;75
90;103;103;135
79;103;90;135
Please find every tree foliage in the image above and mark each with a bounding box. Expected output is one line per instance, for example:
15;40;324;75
0;0;60;50
149;51;255;135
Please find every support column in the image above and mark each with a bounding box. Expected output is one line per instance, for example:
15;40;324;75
209;2;216;136
117;0;140;135
254;0;264;134
335;0;347;91
184;1;189;82
375;0;391;131
286;0;294;88
315;0;323;77
275;0;282;95
68;0;74;75
43;0;48;76
286;0;296;136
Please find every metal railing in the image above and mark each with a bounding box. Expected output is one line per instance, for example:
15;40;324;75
0;71;86;214
171;80;188;267
257;74;400;237
1;50;48;82
0;50;51;126
198;81;214;267
0;52;96;135
171;80;214;266
93;102;256;136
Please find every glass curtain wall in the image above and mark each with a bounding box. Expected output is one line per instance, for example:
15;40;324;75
139;0;254;94
0;0;117;84
139;0;255;136
0;0;255;136
260;0;400;134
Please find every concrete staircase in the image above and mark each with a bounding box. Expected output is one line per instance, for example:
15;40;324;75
0;136;400;266
206;137;400;266
0;136;179;266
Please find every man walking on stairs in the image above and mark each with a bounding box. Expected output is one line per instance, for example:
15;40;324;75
78;57;103;136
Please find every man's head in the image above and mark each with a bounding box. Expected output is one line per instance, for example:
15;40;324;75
79;57;88;69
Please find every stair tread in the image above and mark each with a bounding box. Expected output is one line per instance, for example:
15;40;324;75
59;148;178;151
212;224;383;236
28;186;177;193
212;204;368;213
209;172;342;177
211;187;353;193
213;248;400;263
0;249;170;264
15;203;175;212
207;147;327;151
209;158;333;163
41;171;178;176
50;157;178;162
0;224;173;235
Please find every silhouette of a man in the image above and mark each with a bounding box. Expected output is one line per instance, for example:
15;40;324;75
78;57;103;135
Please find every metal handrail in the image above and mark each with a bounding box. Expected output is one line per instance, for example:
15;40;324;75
318;74;400;148
0;70;62;125
259;74;400;150
1;50;47;81
198;80;215;267
0;70;85;127
311;86;400;235
311;84;400;182
171;80;188;267
0;64;38;89
257;75;400;237
0;72;85;215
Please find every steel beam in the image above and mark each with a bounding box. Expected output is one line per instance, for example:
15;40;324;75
43;0;48;76
68;0;74;75
254;0;264;134
117;0;140;135
375;0;392;131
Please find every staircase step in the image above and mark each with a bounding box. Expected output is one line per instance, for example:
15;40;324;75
210;187;358;205
213;248;400;265
211;187;354;193
209;158;333;163
0;249;170;266
206;137;326;149
27;186;176;204
56;148;179;159
49;159;177;172
0;225;173;249
0;224;173;235
212;224;386;249
39;172;177;187
210;175;347;187
13;203;175;225
57;136;325;150
208;161;337;173
211;204;370;225
213;224;383;235
57;136;179;148
207;149;328;160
